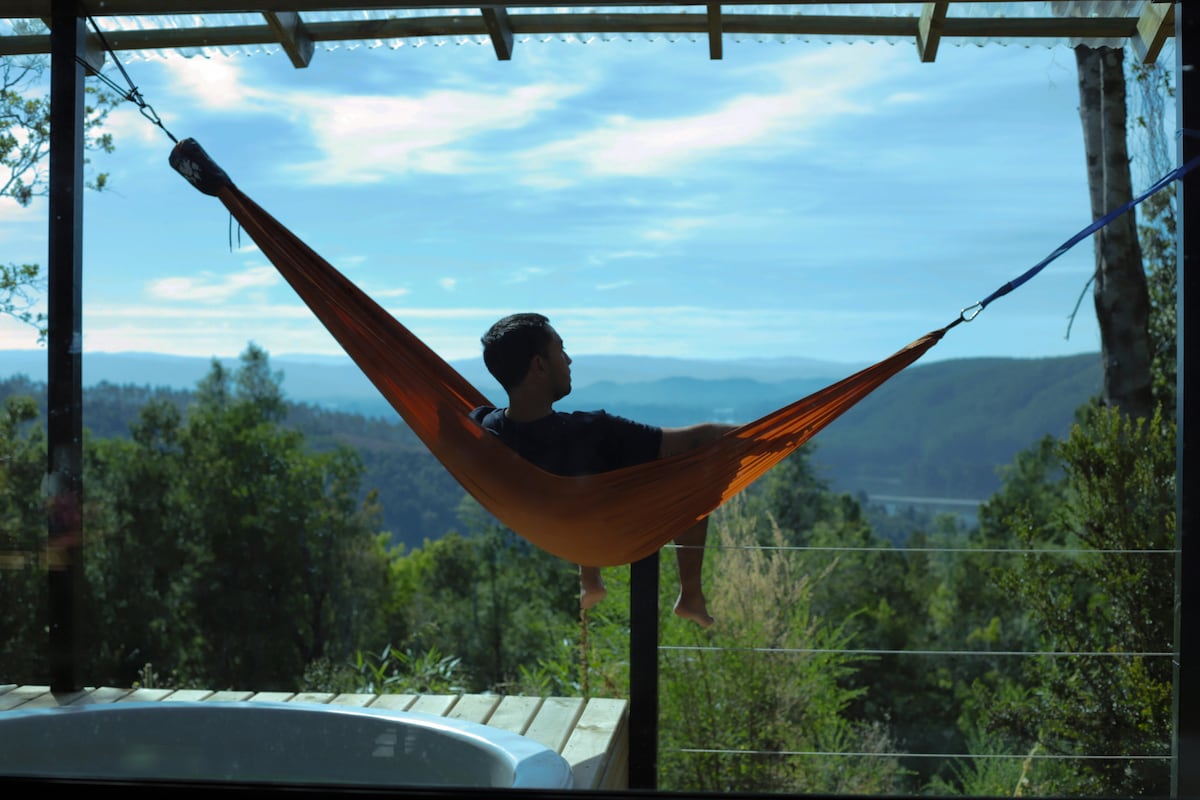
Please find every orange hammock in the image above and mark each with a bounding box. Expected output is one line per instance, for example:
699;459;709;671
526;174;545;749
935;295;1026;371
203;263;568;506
170;139;943;567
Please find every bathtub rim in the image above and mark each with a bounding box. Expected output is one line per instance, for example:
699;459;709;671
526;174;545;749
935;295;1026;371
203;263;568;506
0;699;575;790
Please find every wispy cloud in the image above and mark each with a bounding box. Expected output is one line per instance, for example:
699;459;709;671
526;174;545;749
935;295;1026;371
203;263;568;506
281;83;582;184
146;265;280;303
595;280;634;291
585;249;656;267
0;196;43;230
502;266;550;284
512;47;901;185
368;286;412;299
642;216;709;243
93;103;172;150
146;57;581;184
883;91;926;105
145;43;901;194
159;56;271;113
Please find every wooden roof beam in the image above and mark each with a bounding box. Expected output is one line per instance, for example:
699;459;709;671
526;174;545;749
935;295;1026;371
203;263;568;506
916;1;947;63
0;13;1175;59
1133;1;1174;65
482;6;514;60
707;4;723;60
264;11;314;67
37;16;106;73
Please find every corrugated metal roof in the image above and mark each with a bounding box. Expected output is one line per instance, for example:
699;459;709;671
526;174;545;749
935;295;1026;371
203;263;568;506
0;2;1175;63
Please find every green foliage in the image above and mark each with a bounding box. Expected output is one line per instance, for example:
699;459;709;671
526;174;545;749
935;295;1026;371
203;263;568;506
0;392;48;679
305;644;467;696
742;414;1176;796
79;344;395;690
506;562;634;700
0;375;468;550
923;729;1075;798
982;405;1175;796
656;498;902;794
577;565;635;697
747;455;965;788
1;41;116;204
388;505;581;693
751;445;833;540
0;263;45;343
1130;59;1177;416
2;44;118;343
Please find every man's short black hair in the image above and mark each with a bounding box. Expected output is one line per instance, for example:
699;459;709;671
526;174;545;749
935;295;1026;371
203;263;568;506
481;312;554;392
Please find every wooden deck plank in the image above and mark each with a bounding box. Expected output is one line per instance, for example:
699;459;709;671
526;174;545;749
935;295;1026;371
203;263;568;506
0;685;49;710
73;686;133;704
406;694;459;716
523;696;585;753
330;692;376;707
445;693;500;724
248;691;295;703
289;692;335;705
17;689;88;708
162;689;213;702
205;691;253;702
561;698;629;790
486;695;543;736
118;688;174;702
366;694;416;711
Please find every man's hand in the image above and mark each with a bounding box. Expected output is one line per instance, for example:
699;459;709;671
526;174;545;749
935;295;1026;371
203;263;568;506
659;423;738;458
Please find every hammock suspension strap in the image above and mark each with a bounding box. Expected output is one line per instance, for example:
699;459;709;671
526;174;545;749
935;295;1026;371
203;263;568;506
79;16;178;145
944;133;1200;332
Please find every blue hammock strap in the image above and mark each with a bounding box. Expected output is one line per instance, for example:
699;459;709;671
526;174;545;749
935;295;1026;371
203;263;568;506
944;147;1200;332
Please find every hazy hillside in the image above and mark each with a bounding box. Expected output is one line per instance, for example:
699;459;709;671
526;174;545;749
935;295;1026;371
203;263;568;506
1;350;1102;548
813;353;1102;498
0;349;862;419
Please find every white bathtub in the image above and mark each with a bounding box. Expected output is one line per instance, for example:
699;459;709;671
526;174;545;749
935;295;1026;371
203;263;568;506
0;701;574;789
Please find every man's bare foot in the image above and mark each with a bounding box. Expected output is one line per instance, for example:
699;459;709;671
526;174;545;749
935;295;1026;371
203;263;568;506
579;565;607;611
674;595;714;628
581;584;607;610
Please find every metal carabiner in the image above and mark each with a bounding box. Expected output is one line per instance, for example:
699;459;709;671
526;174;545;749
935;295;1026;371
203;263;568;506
959;302;984;323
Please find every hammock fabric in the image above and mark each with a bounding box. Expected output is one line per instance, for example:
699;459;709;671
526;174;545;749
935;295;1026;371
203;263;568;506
170;138;943;567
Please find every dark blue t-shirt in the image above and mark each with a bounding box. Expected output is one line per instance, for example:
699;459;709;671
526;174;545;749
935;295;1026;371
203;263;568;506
470;407;662;476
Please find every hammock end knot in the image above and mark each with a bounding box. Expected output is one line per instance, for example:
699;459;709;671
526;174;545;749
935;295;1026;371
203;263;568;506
170;138;232;196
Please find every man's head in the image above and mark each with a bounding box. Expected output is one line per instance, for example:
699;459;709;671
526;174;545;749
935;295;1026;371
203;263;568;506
481;313;571;396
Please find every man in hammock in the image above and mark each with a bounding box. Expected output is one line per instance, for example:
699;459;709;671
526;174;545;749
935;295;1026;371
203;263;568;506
470;313;736;628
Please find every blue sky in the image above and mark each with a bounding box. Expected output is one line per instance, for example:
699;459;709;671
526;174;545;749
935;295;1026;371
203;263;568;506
0;36;1175;368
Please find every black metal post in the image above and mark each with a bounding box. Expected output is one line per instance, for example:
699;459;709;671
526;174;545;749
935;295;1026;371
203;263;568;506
1174;2;1199;796
47;1;87;693
628;552;659;789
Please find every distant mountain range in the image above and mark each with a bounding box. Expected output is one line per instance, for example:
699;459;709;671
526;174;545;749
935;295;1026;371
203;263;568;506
1;348;1104;544
0;349;868;421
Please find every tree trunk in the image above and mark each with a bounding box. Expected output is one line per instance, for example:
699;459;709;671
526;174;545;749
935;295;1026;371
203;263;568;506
1075;45;1153;419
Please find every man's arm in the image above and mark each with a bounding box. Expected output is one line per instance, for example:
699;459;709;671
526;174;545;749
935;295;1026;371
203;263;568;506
658;423;738;459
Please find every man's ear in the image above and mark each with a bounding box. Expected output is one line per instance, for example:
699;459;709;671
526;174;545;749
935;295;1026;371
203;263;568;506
527;353;546;379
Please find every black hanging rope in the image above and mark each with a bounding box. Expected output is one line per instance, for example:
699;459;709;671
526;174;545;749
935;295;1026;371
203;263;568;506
79;16;178;144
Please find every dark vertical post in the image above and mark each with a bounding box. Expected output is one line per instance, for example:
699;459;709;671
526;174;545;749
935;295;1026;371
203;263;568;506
628;552;659;789
1175;2;1199;796
47;1;87;693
